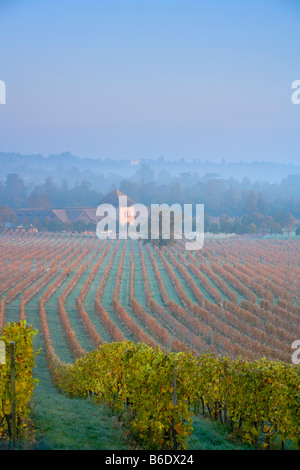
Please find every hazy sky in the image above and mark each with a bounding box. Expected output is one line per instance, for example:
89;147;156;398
0;0;299;163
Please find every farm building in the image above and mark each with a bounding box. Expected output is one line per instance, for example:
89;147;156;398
11;189;137;228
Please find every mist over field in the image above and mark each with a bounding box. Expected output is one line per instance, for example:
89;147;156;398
1;151;300;187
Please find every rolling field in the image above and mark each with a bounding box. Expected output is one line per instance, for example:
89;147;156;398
0;229;299;449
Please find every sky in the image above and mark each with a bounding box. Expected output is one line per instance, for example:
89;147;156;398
0;0;299;163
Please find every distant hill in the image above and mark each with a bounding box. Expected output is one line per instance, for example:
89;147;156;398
0;152;299;189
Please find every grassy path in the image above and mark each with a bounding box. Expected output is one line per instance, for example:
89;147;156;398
30;343;136;450
23;301;138;450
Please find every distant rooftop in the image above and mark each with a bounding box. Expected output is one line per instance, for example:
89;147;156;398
11;189;136;225
98;189;136;207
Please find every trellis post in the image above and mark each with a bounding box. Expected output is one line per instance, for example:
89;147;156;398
10;341;17;449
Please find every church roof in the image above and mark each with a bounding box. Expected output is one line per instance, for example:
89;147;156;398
98;189;136;207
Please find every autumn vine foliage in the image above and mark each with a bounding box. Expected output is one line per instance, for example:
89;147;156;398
94;239;126;342
0;231;299;449
0;297;6;331
0;322;39;441
57;297;86;358
2;231;298;364
44;340;300;450
130;241;171;350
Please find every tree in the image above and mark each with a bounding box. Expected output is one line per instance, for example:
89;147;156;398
204;179;225;215
269;221;281;234
169;181;184;204
143;210;177;249
156;169;172;186
4;174;27;208
273;210;285;226
264;216;274;232
119;181;140;202
0;205;17;227
219;214;232;236
246;223;257;234
284;213;296;235
259;222;268;235
241;190;258;215
231;217;243;235
223;185;239;215
133;163;155;184
257;192;269;215
28;193;52;209
204;213;211;233
209;221;220;237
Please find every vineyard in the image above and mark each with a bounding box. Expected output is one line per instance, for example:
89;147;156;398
0;229;299;449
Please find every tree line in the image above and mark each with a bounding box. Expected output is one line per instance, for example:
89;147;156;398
0;172;299;235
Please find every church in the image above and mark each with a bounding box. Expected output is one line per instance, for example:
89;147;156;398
96;189;136;225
